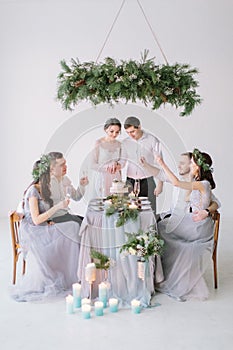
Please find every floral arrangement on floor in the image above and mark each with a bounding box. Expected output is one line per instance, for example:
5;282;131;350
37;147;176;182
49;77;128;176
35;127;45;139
120;225;164;261
105;194;138;227
56;50;201;116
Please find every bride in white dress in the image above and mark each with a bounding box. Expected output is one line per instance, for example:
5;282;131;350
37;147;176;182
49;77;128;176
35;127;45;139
90;118;126;198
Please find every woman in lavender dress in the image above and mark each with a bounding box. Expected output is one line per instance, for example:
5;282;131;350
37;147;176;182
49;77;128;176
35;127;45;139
142;149;216;301
10;155;80;302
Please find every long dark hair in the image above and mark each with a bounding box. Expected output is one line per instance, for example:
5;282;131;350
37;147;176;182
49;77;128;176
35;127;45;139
23;160;53;208
192;151;216;189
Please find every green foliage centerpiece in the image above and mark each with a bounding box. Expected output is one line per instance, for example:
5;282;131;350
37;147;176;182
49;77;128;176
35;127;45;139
57;50;201;116
105;194;139;227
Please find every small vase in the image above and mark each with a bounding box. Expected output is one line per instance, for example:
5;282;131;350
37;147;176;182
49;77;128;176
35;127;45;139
137;259;147;281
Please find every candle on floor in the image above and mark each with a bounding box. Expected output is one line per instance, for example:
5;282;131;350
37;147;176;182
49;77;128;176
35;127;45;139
109;298;118;313
72;283;82;308
65;294;74;314
131;299;141;314
81;298;91;306
98;282;107;307
82;304;91;319
85;263;96;283
94;301;104;316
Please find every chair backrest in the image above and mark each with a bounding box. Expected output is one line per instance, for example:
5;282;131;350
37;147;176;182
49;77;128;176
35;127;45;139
211;210;220;289
9;211;22;253
9;211;25;284
212;211;220;256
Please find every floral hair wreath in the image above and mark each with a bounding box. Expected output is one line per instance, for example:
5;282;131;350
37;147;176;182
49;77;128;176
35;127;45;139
192;148;213;172
32;154;51;181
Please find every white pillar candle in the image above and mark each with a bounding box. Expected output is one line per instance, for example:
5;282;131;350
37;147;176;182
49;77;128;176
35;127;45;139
94;301;104;316
131;299;141;314
85;263;96;282
81;298;91;306
82;304;91;319
65;294;74;314
72;283;82;308
109;298;118;313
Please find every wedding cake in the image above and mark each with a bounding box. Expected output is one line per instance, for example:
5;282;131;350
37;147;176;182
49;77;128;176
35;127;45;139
110;179;128;194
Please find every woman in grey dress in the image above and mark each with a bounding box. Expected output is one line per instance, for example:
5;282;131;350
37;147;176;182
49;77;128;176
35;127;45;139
143;149;216;301
10;155;80;302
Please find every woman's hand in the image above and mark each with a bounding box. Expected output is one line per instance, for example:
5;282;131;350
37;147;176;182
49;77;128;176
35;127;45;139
140;156;147;166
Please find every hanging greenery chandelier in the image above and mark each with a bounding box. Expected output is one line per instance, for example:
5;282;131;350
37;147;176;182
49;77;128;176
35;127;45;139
56;50;201;116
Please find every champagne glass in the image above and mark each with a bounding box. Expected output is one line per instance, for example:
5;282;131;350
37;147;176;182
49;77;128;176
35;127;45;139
133;180;140;198
65;186;72;212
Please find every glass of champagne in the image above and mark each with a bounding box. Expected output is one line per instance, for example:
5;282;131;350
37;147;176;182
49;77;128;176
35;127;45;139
133;180;140;199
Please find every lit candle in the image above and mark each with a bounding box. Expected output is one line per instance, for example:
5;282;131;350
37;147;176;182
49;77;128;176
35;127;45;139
72;283;81;308
131;299;141;314
65;294;74;314
109;298;118;313
85;263;96;283
82;304;91;319
129;204;138;210
98;282;107;307
94;301;104;316
81;298;91;306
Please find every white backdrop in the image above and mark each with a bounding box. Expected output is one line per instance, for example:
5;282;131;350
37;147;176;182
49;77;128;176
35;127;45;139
1;0;232;218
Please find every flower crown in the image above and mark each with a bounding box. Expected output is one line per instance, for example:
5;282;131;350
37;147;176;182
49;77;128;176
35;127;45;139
32;154;51;181
192;148;213;172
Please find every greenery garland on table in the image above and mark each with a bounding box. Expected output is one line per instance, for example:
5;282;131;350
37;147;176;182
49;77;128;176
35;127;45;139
57;50;201;116
105;195;139;227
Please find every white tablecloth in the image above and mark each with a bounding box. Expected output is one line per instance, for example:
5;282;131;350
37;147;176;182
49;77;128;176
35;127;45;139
77;205;164;307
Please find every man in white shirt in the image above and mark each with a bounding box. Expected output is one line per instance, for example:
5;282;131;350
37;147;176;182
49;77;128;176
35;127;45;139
122;116;163;215
48;152;89;224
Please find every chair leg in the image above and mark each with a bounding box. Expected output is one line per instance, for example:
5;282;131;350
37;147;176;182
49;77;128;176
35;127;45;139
213;252;218;289
13;258;17;285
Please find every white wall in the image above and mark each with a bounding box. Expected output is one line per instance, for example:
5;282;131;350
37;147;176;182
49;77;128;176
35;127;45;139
1;0;232;218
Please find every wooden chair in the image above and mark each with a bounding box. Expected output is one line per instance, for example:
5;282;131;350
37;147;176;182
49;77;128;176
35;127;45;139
212;210;220;289
9;211;26;284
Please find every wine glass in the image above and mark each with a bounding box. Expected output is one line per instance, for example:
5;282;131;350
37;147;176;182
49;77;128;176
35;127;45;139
133;180;140;198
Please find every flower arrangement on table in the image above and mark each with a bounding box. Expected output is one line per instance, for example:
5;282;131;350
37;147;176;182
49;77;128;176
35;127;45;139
105;194;139;227
120;225;164;262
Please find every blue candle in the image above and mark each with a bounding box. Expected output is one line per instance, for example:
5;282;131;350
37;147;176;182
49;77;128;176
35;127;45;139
109;298;118;313
98;282;107;307
82;304;91;319
66;295;74;314
72;283;82;308
94;301;104;316
131;299;141;314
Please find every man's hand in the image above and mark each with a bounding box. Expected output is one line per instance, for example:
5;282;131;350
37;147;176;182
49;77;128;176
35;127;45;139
80;176;89;186
192;209;208;222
